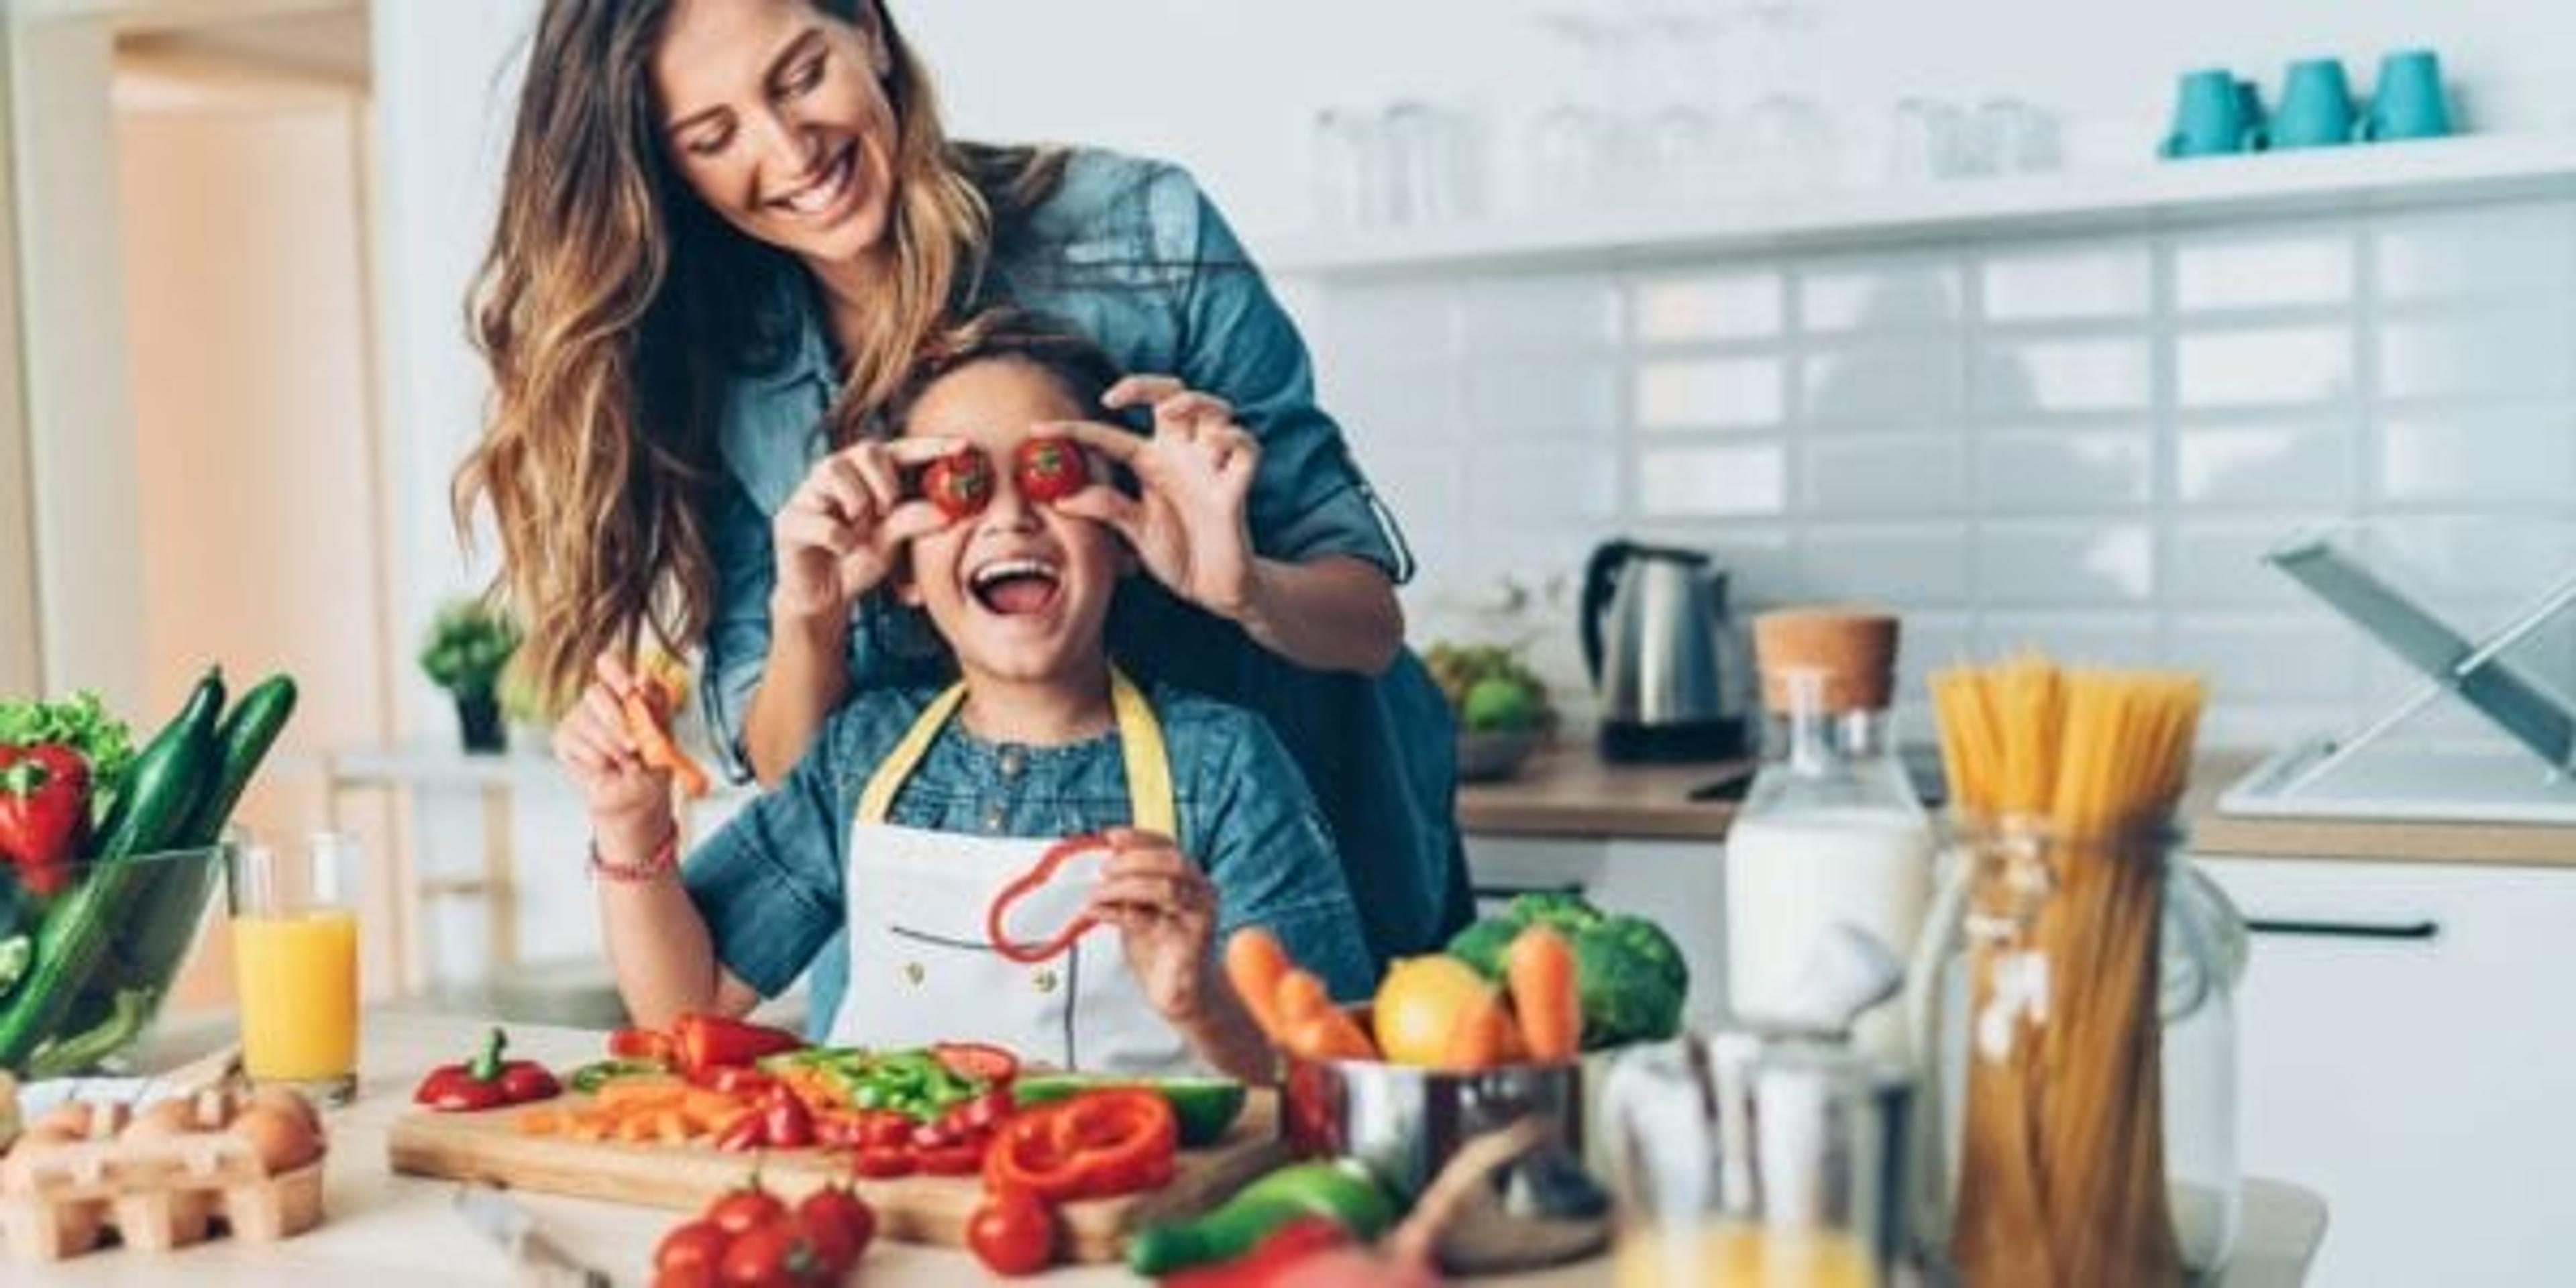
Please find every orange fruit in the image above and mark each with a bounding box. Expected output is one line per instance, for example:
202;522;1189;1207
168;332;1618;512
1373;955;1493;1067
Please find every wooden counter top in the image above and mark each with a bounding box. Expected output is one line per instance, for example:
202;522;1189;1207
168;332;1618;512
1460;741;2576;867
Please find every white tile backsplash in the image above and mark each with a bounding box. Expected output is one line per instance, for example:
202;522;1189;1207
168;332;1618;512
1980;243;2153;322
2175;324;2356;409
1803;337;1962;425
1979;428;2154;513
1637;442;1788;518
2379;407;2576;505
2373;201;2576;303
1974;337;2154;415
2173;227;2356;312
1629;271;1785;343
1799;254;1962;333
1804;433;1968;515
1636;356;1786;431
1304;194;2576;744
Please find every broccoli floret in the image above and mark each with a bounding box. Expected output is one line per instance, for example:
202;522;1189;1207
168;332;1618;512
1505;892;1605;935
1570;927;1686;1047
1444;916;1522;981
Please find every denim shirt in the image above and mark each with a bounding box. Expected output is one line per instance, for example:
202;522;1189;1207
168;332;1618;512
697;148;1472;969
683;681;1377;1036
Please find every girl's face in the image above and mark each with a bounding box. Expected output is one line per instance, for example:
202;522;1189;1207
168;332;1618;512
651;0;900;272
896;360;1126;689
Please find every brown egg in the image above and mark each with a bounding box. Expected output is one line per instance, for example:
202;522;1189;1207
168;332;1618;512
242;1087;321;1134
227;1103;321;1174
121;1097;202;1142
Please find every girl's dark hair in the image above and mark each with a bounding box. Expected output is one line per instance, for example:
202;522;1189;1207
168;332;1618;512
887;307;1127;428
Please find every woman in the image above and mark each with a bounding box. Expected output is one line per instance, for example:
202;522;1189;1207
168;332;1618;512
454;0;1468;1015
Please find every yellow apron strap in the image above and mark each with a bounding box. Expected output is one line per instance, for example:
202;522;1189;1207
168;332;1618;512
1111;668;1177;837
853;670;1176;833
857;683;969;826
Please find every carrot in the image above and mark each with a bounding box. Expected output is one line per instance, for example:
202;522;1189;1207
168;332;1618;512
1224;928;1294;1043
1437;986;1524;1072
1505;925;1582;1063
1275;969;1379;1062
514;1108;566;1136
594;1075;688;1111
621;678;710;800
682;1088;749;1130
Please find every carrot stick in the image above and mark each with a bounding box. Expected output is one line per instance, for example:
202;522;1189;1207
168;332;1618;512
1436;986;1523;1072
1505;926;1581;1063
1224;928;1294;1044
622;678;710;800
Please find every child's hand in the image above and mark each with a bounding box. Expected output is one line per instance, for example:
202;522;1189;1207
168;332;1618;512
771;436;965;623
1084;827;1225;1026
553;653;676;858
1044;375;1258;621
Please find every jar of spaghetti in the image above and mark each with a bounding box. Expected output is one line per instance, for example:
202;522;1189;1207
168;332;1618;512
1907;819;2248;1285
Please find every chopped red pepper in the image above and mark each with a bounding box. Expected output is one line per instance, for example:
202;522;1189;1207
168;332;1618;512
984;835;1113;965
413;1028;563;1112
670;1013;803;1077
608;1026;677;1063
1164;1218;1356;1288
686;1063;780;1099
983;1088;1177;1203
931;1041;1020;1086
761;1085;817;1149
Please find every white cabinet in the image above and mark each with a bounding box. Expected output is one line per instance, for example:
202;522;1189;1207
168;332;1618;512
1462;837;1729;1032
2197;856;2576;1287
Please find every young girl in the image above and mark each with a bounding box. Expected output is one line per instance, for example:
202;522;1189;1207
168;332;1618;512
555;317;1373;1080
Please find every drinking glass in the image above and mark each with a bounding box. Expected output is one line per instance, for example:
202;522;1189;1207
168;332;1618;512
229;833;362;1104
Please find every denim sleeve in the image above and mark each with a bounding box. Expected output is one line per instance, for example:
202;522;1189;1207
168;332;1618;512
700;477;777;784
681;721;848;998
1195;712;1377;1003
1170;175;1416;584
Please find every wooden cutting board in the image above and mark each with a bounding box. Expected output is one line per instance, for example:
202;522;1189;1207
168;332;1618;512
386;1091;1287;1263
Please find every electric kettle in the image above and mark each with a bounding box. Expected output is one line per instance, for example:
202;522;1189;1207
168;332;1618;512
1580;539;1747;762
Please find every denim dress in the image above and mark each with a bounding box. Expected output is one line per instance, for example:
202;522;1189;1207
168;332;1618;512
696;148;1470;998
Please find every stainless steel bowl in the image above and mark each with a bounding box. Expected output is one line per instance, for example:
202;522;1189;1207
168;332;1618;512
1283;1053;1585;1201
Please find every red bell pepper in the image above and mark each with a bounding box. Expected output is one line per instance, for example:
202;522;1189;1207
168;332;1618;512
931;1040;1020;1086
0;744;89;896
413;1028;562;1112
608;1026;677;1064
670;1012;802;1077
983;1088;1177;1203
984;835;1112;965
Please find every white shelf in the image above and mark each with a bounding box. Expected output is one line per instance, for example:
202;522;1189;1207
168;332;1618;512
1261;132;2576;278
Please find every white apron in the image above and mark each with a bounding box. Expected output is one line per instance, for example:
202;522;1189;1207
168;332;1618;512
826;671;1191;1074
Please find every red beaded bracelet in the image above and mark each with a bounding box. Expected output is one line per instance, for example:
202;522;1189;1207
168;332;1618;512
588;828;680;883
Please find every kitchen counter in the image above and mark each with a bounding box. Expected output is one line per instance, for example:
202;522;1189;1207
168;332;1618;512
15;1008;2328;1286
1461;741;2576;865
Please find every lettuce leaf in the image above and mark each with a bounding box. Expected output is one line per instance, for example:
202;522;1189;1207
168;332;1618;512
0;690;136;796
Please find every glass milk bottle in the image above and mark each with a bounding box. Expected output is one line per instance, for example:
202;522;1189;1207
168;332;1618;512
1723;610;1935;1060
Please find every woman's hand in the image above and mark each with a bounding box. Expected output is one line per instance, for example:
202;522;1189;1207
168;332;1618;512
1046;375;1258;621
770;436;964;624
553;653;677;860
1083;828;1226;1026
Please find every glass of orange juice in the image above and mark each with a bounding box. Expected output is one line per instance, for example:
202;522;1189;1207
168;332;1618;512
227;833;361;1104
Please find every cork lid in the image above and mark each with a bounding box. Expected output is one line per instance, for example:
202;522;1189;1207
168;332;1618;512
1753;608;1902;714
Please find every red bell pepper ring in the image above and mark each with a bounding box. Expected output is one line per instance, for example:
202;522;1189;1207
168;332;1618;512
985;835;1114;965
983;1088;1177;1204
670;1012;803;1077
413;1027;563;1112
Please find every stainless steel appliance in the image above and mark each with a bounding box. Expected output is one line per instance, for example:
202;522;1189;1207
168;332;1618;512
1580;539;1746;762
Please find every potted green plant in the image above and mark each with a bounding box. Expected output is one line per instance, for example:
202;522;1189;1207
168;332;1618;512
418;598;521;754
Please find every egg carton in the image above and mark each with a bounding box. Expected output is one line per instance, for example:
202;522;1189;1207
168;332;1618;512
0;1128;325;1262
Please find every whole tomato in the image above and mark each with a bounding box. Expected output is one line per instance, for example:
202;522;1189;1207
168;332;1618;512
920;445;995;519
796;1185;876;1275
706;1186;788;1238
1011;437;1089;504
966;1187;1056;1277
655;1219;731;1280
718;1221;822;1287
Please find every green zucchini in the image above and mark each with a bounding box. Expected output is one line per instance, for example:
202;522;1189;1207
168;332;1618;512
180;674;297;846
1011;1073;1248;1148
1126;1159;1397;1276
95;668;223;860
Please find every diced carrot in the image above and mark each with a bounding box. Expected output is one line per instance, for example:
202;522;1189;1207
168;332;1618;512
566;1112;612;1142
595;1075;688;1111
681;1089;747;1130
515;1108;566;1136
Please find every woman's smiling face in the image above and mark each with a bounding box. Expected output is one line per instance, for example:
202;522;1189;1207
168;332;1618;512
651;0;899;272
896;359;1125;688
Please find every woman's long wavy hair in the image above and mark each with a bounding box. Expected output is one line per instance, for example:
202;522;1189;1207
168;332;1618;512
453;0;1064;708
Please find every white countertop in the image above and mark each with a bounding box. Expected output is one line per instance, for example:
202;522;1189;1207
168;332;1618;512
10;1008;2328;1286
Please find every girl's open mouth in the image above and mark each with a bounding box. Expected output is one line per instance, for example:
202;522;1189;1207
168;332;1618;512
968;557;1063;617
